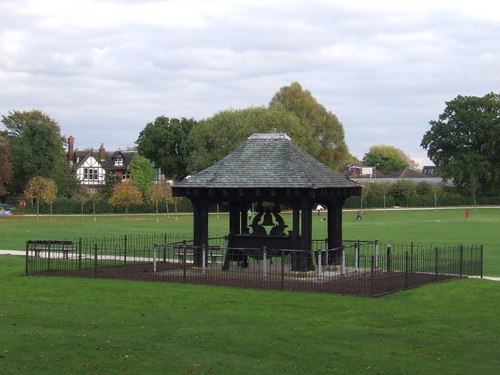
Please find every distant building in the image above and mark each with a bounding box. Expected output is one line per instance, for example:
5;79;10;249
422;165;440;176
344;165;384;179
345;164;451;186
67;136;165;189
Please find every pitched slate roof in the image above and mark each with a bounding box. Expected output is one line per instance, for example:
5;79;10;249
174;133;360;189
71;150;135;170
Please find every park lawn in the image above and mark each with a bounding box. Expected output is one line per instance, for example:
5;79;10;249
0;255;499;374
0;207;499;274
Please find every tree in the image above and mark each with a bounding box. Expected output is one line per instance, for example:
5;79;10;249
390;180;416;207
147;180;171;222
136;116;196;181
43;179;58;215
269;82;350;170
0;131;13;197
378;182;392;210
109;180;143;217
73;186;91;217
88;190;101;222
430;184;444;212
128;155;156;193
24;176;57;217
2;110;78;196
188;107;311;172
100;171;120;199
362;145;417;175
421;93;500;193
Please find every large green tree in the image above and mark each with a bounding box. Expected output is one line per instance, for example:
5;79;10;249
0;131;13;197
188;106;312;172
135;116;196;181
269;82;349;170
1;110;78;196
362;145;417;175
421;93;500;193
128;154;156;193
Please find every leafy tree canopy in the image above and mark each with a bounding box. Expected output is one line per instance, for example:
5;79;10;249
269;82;349;170
1;110;77;196
128;155;156;193
187;106;312;172
24;176;57;216
0;131;13;197
421;92;500;192
362;145;417;175
135;116;196;181
109;180;143;215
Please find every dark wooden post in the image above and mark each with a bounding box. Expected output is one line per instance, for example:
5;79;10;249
292;201;314;271
192;199;209;267
327;202;343;264
292;206;300;248
229;203;241;235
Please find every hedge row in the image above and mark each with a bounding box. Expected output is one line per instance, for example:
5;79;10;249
15;192;499;215
345;194;500;209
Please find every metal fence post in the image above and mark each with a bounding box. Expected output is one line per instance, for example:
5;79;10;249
405;251;409;288
47;242;51;272
25;241;29;275
386;244;392;272
459;245;464;278
123;235;127;265
375;240;379;269
182;240;187;282
354;241;359;272
78;238;83;270
263;246;267;280
202;244;206;275
153;244;157;273
370;255;375;296
317;250;322;281
94;243;98;276
434;247;439;280
480;245;484;279
341;246;346;275
280;250;285;290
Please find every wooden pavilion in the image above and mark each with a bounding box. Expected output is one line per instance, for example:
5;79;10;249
172;133;361;270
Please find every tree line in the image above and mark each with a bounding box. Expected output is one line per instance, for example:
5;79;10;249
1;83;498;214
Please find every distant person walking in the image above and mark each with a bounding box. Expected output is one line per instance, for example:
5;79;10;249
465;209;471;221
316;205;324;215
356;210;363;222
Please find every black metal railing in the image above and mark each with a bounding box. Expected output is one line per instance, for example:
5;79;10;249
25;235;483;297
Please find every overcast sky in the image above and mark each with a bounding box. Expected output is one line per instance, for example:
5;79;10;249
1;0;499;167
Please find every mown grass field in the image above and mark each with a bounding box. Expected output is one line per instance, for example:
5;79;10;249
0;208;499;374
1;256;500;374
1;207;499;274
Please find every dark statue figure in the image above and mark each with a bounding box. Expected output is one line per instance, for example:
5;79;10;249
222;202;292;271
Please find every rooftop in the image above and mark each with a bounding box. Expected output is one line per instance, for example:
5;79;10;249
174;133;360;190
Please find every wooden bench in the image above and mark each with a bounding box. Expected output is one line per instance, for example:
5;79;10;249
27;240;75;259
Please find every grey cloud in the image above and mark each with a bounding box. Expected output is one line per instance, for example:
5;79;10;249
1;1;499;165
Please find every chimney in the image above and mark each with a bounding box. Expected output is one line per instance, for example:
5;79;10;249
99;143;106;161
67;136;75;164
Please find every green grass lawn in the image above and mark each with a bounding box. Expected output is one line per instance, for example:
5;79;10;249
1;207;499;274
1;209;499;374
1;255;499;374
